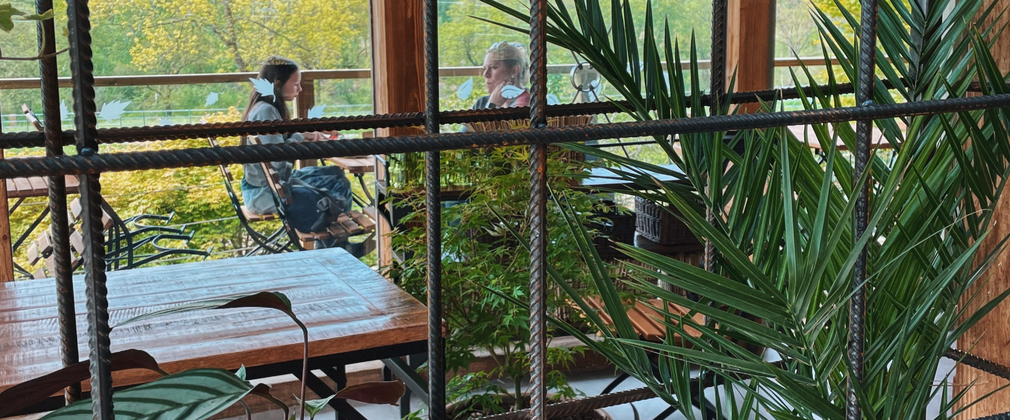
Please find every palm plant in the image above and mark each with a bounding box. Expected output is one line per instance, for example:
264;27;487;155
481;0;1010;418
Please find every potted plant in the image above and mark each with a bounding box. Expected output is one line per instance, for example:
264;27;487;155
388;146;615;419
480;0;1010;418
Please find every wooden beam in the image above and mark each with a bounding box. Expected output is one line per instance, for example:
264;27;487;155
0;149;12;282
370;0;425;270
957;2;1010;413
726;0;776;112
370;0;424;138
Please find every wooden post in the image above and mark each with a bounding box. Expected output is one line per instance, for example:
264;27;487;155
0;150;12;282
296;81;317;169
726;0;776;112
296;80;315;119
370;0;425;270
955;3;1010;417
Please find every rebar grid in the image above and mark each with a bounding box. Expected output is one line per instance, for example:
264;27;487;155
849;0;880;416
36;0;79;404
32;0;1010;417
423;0;445;418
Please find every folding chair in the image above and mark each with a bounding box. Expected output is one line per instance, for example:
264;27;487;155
246;136;376;253
207;137;295;255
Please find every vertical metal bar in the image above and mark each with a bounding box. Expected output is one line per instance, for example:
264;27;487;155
36;0;79;404
529;0;548;418
422;0;445;418
66;0;112;418
850;0;879;418
706;0;729;275
710;0;728;106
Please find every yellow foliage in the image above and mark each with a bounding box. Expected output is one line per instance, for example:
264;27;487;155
92;0;370;72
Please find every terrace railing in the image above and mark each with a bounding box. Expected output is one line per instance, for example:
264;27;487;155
0;57;839;132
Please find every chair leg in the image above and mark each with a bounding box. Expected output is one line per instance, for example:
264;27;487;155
601;371;631;395
653;405;678;420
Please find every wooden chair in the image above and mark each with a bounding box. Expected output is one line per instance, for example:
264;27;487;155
27;226;85;279
19;104;208;275
246;136;376;251
207;137;294;255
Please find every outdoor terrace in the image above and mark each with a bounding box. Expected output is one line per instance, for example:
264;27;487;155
1;0;1010;420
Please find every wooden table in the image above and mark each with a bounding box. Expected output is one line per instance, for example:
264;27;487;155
0;249;428;417
6;175;80;199
326;156;376;174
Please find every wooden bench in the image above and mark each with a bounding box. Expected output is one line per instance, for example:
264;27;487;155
0;248;428;418
583;296;705;402
584;297;704;344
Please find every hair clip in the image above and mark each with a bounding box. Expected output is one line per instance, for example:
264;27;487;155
262;56;295;66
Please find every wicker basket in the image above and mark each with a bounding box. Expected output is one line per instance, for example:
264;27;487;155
464;115;593;132
634;197;700;245
465;115;593;164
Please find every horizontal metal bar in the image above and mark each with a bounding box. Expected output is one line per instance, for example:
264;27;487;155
0;77;989;150
0;58;846;90
0;92;1008;179
0;79;896;149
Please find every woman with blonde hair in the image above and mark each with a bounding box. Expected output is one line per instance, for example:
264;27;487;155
473;41;530;109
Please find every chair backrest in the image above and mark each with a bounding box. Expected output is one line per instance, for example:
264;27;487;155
207;138;235;183
207;138;243;207
246;136;292;209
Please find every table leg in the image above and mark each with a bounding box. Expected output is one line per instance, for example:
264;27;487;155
293;365;367;420
320;365;367;420
382;353;427;418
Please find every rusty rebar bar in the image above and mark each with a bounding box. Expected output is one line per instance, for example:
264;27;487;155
423;0;445;418
36;0;79;405
849;0;880;417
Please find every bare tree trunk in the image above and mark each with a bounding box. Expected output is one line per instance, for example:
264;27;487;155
221;0;247;72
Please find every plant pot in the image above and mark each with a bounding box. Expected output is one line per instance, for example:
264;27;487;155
587;201;635;258
446;393;612;420
634;197;700;246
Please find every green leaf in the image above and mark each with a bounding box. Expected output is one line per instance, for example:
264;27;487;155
0;349;168;418
334;381;405;405
41;369;254;420
115;291;296;328
300;394;336;419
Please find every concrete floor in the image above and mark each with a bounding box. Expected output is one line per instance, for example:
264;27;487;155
238;356;952;420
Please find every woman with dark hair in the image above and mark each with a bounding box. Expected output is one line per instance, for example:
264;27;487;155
473;41;530;109
240;55;361;254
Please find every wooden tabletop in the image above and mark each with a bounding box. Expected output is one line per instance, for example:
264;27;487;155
325;156;375;174
5;175;80;199
0;249;428;393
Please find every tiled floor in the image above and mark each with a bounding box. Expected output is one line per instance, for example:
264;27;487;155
238;356;953;420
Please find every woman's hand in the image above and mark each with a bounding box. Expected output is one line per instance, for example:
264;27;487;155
488;81;507;108
304;131;342;141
